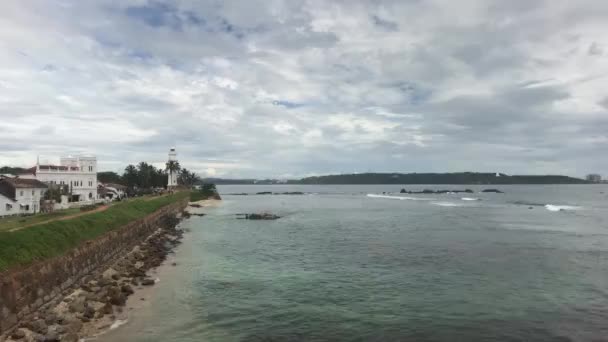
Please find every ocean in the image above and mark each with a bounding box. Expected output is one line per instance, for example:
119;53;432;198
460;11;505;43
98;184;608;342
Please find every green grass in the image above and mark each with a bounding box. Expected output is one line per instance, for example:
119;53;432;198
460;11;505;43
0;208;81;232
0;192;189;272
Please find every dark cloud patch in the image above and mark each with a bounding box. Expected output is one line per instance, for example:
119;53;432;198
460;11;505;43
372;15;398;31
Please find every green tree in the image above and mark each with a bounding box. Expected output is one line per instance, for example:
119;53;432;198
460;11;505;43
97;171;122;184
122;164;139;188
178;168;200;187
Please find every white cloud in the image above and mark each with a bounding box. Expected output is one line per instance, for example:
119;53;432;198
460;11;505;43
0;0;607;178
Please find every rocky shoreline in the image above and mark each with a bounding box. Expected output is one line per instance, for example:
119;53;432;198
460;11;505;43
4;213;186;342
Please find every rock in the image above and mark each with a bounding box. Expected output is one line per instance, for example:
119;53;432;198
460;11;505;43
108;287;126;306
171;262;177;266
111;274;120;280
102;268;119;280
44;312;58;325
79;316;90;323
141;278;155;286
100;302;113;315
27;319;48;335
482;188;504;193
43;331;59;342
48;324;64;335
61;333;79;342
83;306;95;319
97;278;112;287
68;297;86;314
90;286;101;293
80;284;92;292
121;284;134;295
63;318;82;334
11;328;26;339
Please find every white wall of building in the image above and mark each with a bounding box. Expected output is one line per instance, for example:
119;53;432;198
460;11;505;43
0;194;17;217
14;187;46;214
0;187;46;216
23;156;99;202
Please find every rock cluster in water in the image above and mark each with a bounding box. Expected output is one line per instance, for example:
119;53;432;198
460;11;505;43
6;215;184;342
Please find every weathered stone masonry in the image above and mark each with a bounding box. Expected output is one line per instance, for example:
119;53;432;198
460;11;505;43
0;198;188;335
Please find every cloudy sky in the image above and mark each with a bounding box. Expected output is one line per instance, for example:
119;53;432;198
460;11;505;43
1;0;607;178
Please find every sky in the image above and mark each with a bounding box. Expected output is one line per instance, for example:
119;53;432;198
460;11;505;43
0;0;607;179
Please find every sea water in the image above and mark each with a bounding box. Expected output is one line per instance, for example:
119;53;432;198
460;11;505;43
99;184;608;342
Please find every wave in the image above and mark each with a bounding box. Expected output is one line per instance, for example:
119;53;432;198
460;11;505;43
461;197;480;201
366;194;432;201
110;319;129;330
545;204;583;212
431;201;464;207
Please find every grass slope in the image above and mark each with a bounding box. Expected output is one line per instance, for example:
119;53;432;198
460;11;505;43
0;209;81;232
0;192;189;272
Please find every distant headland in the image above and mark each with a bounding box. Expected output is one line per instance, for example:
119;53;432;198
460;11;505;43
202;172;589;185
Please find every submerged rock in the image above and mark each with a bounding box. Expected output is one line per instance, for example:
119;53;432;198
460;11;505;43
141;278;156;286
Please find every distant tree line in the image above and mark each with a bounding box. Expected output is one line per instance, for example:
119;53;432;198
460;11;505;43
295;173;588;184
0;166;27;175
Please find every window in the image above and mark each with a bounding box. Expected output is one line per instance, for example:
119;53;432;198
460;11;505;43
5;204;11;211
20;190;23;196
89;192;93;199
32;190;34;195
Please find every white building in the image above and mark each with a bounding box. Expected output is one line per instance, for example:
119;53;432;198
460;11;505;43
167;148;178;188
20;155;98;202
0;178;48;217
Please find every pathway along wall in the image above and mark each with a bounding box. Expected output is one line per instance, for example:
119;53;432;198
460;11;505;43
0;198;188;335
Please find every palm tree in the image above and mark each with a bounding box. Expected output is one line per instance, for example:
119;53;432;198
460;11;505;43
166;160;181;174
166;160;180;188
123;164;138;188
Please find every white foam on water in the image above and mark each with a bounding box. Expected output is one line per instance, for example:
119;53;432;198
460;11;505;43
110;319;128;330
431;201;463;207
545;204;582;212
366;194;432;201
461;197;480;201
155;277;160;283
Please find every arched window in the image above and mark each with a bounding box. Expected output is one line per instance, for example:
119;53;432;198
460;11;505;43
89;192;93;199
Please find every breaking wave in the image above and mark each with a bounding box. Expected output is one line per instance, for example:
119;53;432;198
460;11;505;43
366;194;432;201
431;201;464;207
461;197;480;201
110;319;128;330
545;204;583;212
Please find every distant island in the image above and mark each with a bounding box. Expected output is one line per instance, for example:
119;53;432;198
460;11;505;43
201;172;589;185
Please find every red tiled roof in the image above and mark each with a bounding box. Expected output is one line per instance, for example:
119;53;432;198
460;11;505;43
1;178;48;189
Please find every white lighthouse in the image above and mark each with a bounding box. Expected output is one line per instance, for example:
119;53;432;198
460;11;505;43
167;148;178;189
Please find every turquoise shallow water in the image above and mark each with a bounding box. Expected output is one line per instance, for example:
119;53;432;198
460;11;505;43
100;185;608;342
